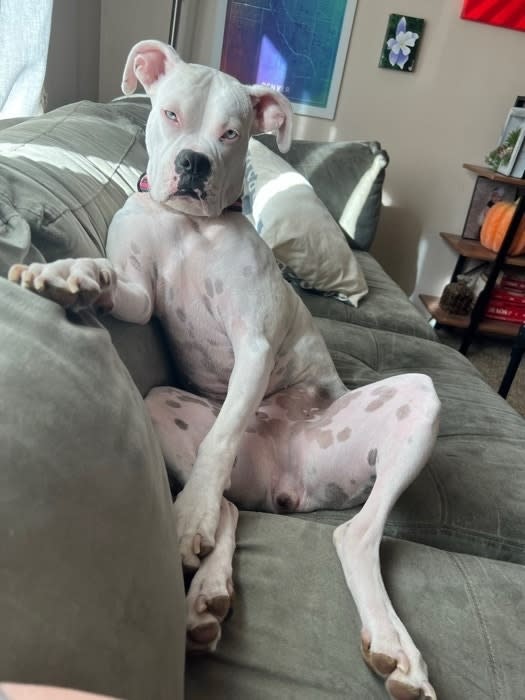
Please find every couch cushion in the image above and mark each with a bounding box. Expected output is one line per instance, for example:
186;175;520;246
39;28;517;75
255;135;386;251
186;511;525;699
0;277;184;700
294;251;437;340
243;138;369;306
297;318;525;564
0;100;149;276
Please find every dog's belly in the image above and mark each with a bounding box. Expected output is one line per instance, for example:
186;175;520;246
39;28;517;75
158;305;235;400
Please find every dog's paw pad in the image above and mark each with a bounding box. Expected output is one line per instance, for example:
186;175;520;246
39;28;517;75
187;620;220;646
363;650;398;677
206;593;232;620
386;676;436;700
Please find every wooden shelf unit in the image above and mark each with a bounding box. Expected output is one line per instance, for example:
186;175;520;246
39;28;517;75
440;232;525;267
421;165;525;354
419;294;523;338
462;163;525;186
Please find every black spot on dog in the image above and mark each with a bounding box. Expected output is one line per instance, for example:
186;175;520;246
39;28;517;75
166;399;182;409
174;418;188;430
179;394;211;409
205;278;214;298
397;404;411;420
337;427;352;442
129;255;141;271
367;448;378;467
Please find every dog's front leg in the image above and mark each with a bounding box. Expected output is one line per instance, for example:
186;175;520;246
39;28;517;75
175;336;274;569
8;258;153;324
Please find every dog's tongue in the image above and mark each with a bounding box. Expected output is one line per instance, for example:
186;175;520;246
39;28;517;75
137;172;150;192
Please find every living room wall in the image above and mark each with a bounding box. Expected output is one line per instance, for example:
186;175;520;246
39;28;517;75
98;0;525;307
45;0;101;111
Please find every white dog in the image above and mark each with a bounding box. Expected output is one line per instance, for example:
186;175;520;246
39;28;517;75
9;40;440;700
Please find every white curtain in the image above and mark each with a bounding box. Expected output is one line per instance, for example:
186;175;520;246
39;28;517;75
0;0;53;118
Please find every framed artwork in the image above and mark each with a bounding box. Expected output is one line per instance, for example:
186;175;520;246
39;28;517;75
460;0;525;32
486;108;525;177
211;0;358;119
499;108;525;176
378;14;425;73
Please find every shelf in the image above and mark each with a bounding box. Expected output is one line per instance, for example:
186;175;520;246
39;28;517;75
440;232;525;267
419;294;523;338
463;163;525;186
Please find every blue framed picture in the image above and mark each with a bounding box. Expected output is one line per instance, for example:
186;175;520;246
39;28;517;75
212;0;358;119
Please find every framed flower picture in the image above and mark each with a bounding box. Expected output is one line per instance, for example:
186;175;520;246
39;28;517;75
379;14;425;73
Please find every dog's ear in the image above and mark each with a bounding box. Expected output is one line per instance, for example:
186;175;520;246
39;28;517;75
122;40;182;96
247;86;293;153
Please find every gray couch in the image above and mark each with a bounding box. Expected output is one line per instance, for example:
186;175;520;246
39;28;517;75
1;101;524;700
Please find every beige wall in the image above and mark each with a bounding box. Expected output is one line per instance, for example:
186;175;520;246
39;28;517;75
45;0;101;111
96;0;525;305
98;0;173;101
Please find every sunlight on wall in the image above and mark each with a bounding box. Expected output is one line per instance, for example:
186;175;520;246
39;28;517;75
328;125;338;142
382;189;394;207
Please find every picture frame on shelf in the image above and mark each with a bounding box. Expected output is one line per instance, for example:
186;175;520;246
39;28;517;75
462;178;518;241
496;107;525;176
511;131;525;179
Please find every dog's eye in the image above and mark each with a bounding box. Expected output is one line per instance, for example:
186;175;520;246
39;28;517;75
221;128;239;142
164;110;179;122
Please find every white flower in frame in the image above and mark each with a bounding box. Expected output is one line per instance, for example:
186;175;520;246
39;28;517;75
387;16;420;70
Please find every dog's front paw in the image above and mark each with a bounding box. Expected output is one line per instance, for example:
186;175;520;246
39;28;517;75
174;478;222;569
8;258;117;311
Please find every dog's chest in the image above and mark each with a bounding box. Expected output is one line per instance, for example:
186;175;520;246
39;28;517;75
154;231;235;398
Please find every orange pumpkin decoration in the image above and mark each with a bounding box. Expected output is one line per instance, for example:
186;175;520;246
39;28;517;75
480;200;525;256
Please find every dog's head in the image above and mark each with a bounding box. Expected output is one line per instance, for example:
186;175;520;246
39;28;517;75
122;40;293;217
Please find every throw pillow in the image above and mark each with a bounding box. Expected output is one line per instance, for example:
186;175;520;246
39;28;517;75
243;138;368;306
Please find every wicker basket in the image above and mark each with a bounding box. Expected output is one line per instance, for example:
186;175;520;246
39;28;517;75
439;280;474;315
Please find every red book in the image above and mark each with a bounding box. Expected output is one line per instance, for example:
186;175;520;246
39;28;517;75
500;272;525;293
485;303;525;324
490;287;525;306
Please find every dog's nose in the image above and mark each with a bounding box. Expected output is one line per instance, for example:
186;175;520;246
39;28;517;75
175;149;211;180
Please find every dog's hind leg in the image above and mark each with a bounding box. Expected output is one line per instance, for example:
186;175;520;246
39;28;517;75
324;374;440;700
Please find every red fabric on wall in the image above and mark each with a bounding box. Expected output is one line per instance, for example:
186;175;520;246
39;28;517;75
461;0;525;32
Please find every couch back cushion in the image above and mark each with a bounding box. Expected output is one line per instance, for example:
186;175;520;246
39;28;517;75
0;99;149;276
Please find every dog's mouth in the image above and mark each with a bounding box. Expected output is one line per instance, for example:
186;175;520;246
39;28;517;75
171;187;207;201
